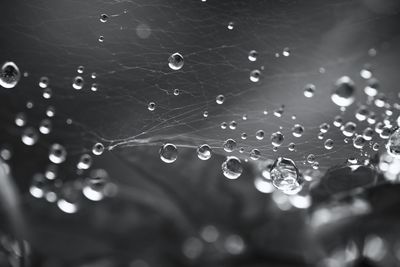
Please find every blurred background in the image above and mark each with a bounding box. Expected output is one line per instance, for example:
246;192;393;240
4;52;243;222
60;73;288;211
1;0;400;266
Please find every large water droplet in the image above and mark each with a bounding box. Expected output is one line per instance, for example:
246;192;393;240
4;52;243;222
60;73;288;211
0;61;20;89
49;143;67;164
331;76;355;107
197;144;212;160
168;52;184;70
386;128;400;158
270;157;302;194
159;143;178;163
222;156;242;179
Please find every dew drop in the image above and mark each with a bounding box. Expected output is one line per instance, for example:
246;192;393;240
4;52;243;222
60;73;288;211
92;142;105;155
197;144;212;160
100;13;108;23
331;76;355;107
290;124;303;137
216;94;225;104
148;102;156;111
159;143;178;163
39;76;49;88
249;149;261;160
227;22;234;30
271;131;284;147
22;127;39;146
49;143;67;164
39;119;52;134
307;154;316;164
282;47;290;57
303;84;315;98
15;112;27;127
72;76;84;90
353;135;366;149
364;78;379;97
249;69;260;82
342;121;357;137
0;61;20;89
223;138;237;153
270;157;302;194
222;156;242;179
256;130;265;140
168;52;184;70
229;121;237;130
288;142;296;151
77;154;92;170
248;50;258;62
324;139;334;150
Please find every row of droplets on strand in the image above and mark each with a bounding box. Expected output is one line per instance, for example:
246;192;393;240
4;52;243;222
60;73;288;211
1;43;400;197
1;9;400;204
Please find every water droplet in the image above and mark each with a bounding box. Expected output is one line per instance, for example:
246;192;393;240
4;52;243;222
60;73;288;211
270;157;302;194
288;142;296;151
374;93;387;108
372;142;380;151
241;132;247;140
256;130;265;140
355;105;369;121
353;135;366;149
249;149;261;160
333;115;343;127
77;65;84;74
363;127;374;141
222;156;242;179
203;111;208;118
15;112;27;127
168;52;184;70
380;126;391;139
303;84;315;98
159;143;178;163
220;122;227;129
148;102;156;111
386;128;400;158
223;139;237;152
271;131;284;147
22;127;39;146
98;36;104;42
39;119;52;134
249;69;260;82
91;72;97;79
197;144;212;160
324;139;334;150
77;154;92;170
342;121;357;137
0;61;20;89
42;87;52;99
173;88;180;96
227;22;234;30
49;143;67;164
90;83;98;92
282;47;290;57
46;106;55;117
100;13;108;23
319;122;330;133
331;76;355;107
229;121;237;130
72;76;84;90
364;78;379;96
360;66;373;79
90;143;104;156
39;76;49;88
216;94;225;104
292;124;304;137
248;50;258;61
307;154;316;164
83;169;109;201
